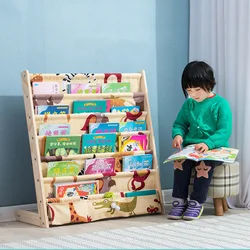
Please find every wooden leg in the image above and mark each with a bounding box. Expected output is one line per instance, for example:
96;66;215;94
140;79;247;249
213;198;224;216
222;198;228;212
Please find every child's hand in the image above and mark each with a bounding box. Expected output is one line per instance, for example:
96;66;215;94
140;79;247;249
172;135;183;150
194;143;208;153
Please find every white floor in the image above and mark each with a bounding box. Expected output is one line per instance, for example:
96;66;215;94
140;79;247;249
0;203;247;244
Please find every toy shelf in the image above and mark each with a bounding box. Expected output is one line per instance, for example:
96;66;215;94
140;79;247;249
18;70;163;228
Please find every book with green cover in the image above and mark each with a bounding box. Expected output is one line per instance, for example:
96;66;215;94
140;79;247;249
44;135;81;156
47;161;81;177
81;133;116;154
163;145;239;164
102;82;131;93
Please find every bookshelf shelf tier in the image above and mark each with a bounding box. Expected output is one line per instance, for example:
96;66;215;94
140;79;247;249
19;70;163;228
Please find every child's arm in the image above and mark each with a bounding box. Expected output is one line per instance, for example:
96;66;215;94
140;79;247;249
203;99;232;149
172;102;189;139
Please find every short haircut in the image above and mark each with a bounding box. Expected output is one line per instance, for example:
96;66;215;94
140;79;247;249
181;61;216;98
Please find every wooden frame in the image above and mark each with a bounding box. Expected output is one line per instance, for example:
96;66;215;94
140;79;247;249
18;70;163;228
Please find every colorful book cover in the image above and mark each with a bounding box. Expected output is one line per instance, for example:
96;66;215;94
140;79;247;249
69;83;101;94
84;157;116;175
47;161;81;177
54;181;99;198
122;154;153;172
73;100;111;113
44;135;81;156
119;121;146;132
110;106;140;113
39;124;70;136
32;81;60;94
163;145;239;164
81;133;116;154
118;134;148;152
89;122;119;133
102;82;131;93
35;105;69;115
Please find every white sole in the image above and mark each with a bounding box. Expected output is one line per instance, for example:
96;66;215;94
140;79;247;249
167;215;183;220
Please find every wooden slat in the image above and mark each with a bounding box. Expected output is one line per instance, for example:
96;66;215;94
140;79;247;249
16;209;45;228
43;169;156;184
140;70;164;214
34;111;148;135
22;70;49;227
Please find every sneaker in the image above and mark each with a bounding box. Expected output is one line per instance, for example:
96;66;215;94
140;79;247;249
167;200;188;220
182;200;204;220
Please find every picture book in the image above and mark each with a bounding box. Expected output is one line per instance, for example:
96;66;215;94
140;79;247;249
44;135;81;156
89;122;119;133
122;154;153;172
72;100;111;113
47;161;81;177
84;157;116;175
35;105;69;115
54;180;99;198
102;82;131;93
69;83;101;94
118;134;148;152
39;124;70;136
81;133;116;154
32;81;60;94
119;121;146;132
110;106;140;113
163;145;239;164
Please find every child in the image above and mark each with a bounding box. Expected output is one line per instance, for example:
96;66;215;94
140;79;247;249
167;61;232;220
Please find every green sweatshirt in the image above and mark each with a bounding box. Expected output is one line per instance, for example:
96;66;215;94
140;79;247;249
172;94;232;149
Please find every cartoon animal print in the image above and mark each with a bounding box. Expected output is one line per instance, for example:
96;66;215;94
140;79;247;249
69;202;91;223
121;111;143;122
93;196;137;215
97;176;116;193
104;73;122;83
80;114;109;132
127;170;151;191
31;74;43;82
62;73;96;92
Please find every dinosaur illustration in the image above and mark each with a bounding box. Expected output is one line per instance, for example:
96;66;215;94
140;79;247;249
92;196;137;215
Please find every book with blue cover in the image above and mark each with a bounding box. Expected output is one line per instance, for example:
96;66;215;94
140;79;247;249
73;100;111;113
89;122;119;134
81;133;116;154
119;121;146;132
110;106;140;113
35;105;69;115
122;154;153;172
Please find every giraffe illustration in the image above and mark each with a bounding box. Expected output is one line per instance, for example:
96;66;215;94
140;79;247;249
69;202;91;223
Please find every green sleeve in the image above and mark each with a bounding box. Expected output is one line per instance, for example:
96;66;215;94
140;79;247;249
172;101;190;139
204;99;232;149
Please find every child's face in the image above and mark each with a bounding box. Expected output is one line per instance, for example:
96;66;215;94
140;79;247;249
186;87;211;102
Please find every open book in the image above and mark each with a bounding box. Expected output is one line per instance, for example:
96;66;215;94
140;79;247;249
163;145;239;164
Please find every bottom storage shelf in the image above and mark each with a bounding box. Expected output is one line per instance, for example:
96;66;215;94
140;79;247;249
47;191;161;226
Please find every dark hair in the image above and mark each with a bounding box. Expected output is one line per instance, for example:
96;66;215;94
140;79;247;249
181;61;216;98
